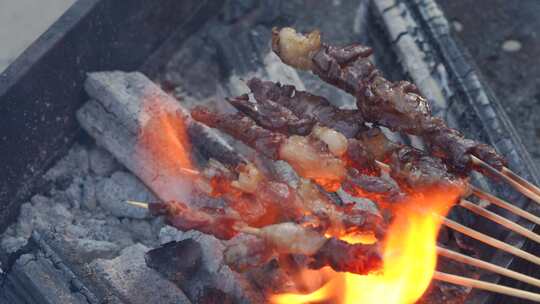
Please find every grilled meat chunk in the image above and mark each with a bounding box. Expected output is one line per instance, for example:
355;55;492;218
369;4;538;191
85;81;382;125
247;78;366;138
271;27;506;173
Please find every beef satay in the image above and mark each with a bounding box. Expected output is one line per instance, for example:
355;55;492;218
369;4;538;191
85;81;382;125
236;222;382;275
191;106;346;189
271;27;506;174
204;160;304;226
192;105;405;204
296;178;387;237
205;157;386;237
247;77;366;138
227;93;315;136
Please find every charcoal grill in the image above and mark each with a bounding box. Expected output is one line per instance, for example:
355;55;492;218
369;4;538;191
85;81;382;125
0;0;538;303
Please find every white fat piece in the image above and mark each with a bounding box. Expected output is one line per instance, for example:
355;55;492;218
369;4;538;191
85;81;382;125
312;126;348;157
276;27;321;70
259;222;327;256
231;163;264;193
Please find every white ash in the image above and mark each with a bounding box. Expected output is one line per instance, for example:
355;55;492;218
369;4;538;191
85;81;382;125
1;143;163;264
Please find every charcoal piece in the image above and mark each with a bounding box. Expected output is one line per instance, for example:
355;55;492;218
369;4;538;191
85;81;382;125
0;232;99;304
78;71;245;205
198;287;235;304
90;243;191;304
145;239;202;285
222;0;258;23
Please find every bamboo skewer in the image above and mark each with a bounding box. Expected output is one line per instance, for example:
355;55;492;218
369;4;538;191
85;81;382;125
441;217;540;267
502;166;540;197
472;186;540;226
433;271;540;302
471;155;540;205
437;246;540;289
126;200;150;209
458;199;540;244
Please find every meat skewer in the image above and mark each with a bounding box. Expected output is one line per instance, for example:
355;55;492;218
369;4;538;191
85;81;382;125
244;78;468;191
127;200;540;299
271;27;506;176
191;105;404;202
235;222;382;275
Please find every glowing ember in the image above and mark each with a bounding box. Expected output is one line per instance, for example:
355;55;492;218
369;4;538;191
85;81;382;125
271;187;462;304
135;94;195;202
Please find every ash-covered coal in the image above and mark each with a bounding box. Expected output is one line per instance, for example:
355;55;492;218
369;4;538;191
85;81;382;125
0;143;163;264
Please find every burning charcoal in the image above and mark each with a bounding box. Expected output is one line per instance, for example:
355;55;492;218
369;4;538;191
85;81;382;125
227;94;315;136
145;239;202;284
96;171;155;219
247;78;366;138
271;27;506;173
198;287;235;304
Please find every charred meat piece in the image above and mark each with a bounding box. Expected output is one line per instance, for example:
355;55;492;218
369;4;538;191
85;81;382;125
191;106;286;160
206;162;304;226
247;78;366;138
354;128;467;191
389;145;469;192
227;93;315;136
239;222;382;275
271;27;506;173
296;179;386;236
345;138;380;175
149;201;239;240
309;237;382;275
341;169;404;205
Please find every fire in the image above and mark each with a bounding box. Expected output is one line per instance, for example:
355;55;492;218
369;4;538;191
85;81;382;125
135;94;194;202
271;187;462;304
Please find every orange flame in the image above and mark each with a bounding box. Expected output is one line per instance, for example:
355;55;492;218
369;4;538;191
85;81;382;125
271;186;462;304
135;94;195;202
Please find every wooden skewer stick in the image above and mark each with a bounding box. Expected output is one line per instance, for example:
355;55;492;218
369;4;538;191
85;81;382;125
375;160;390;171
471;155;540;205
433;271;540;302
126;200;150;209
441;217;540;267
502;166;540;196
472;186;540;226
437;246;540;289
179;167;201;176
458;199;540;244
